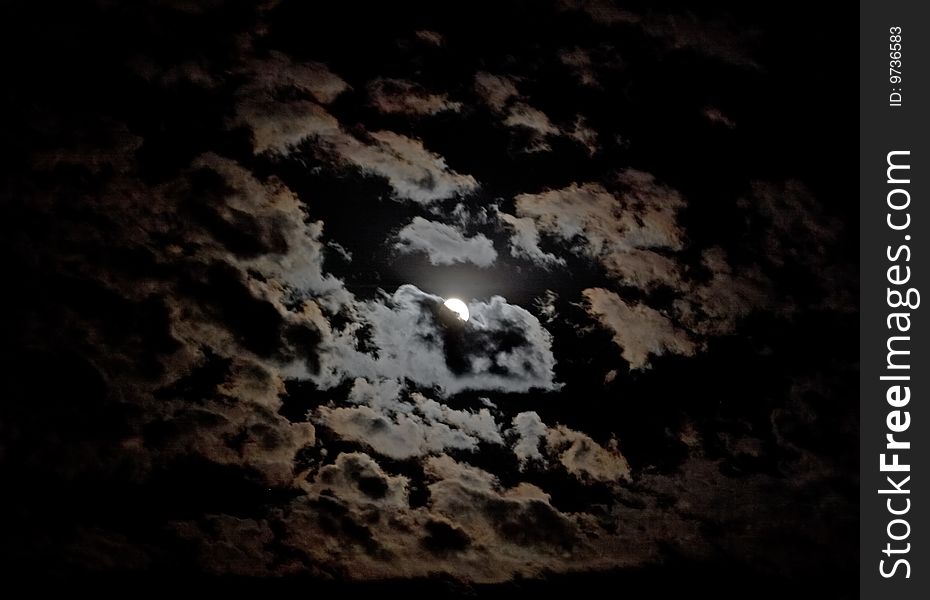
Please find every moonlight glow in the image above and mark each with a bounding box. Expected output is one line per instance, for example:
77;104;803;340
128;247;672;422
443;298;470;321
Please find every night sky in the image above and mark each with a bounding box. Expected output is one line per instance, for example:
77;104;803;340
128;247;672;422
0;1;857;596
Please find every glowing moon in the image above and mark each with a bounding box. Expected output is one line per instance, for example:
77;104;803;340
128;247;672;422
443;298;469;322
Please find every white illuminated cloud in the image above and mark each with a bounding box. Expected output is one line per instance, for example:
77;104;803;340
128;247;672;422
395;217;497;267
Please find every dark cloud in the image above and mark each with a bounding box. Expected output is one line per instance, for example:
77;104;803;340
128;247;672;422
474;71;520;112
559;0;761;68
422;518;471;554
367;78;462;116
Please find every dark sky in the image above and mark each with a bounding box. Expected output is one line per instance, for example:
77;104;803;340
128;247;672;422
0;1;857;596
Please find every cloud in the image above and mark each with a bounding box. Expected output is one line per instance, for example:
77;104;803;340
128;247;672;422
327;240;353;261
546;425;631;483
314;384;503;460
663;180;850;339
532;289;560;324
506;174;686;288
501;170;684;288
559;47;600;87
395;216;497;267
188;153;350;304
367;78;462;115
503;103;561;151
345;285;559;394
240;51;350;105
234;97;342;155
475;72;591;154
301;285;559;395
559;1;759;68
234;99;478;204
259;449;635;582
230;53;350;153
16;146;349;491
743;180;842;271
345;376;407;411
449;202;490;227
516;175;684;254
424;455;581;551
495;209;566;267
474;72;520;111
703;106;736;128
316;405;481;459
583;287;696;369
338;131;479;204
673;247;773;337
629;446;856;573
568;115;599;155
514;182;617;250
414;30;445;46
304;451;410;509
413;392;503;445
499;173;788;356
510;411;548;469
510;411;631;482
557;0;640;25
149;356;317;486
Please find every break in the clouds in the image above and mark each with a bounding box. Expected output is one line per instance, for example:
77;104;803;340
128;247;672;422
395;216;497;267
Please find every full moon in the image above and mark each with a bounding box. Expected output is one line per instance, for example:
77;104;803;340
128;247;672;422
443;298;470;322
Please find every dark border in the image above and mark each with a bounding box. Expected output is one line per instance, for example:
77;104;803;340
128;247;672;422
861;1;928;595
